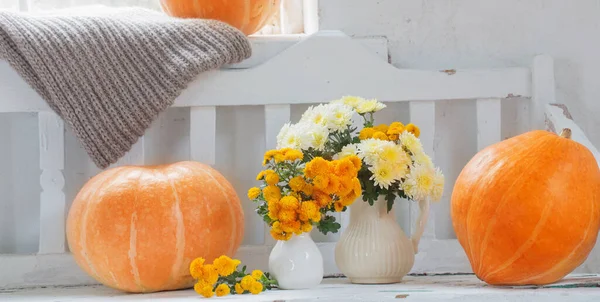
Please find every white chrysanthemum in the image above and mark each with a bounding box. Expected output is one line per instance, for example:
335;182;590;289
402;163;436;202
324;103;354;132
369;162;396;189
399;131;423;154
411;149;433;168
299;104;329;127
276;122;329;151
355;99;386;114
331;95;366;110
430;167;444;202
356;138;388;166
334;144;359;160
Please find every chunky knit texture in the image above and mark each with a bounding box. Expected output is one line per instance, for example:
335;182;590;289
0;7;252;169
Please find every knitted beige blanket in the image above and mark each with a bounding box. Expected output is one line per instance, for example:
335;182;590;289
0;7;251;169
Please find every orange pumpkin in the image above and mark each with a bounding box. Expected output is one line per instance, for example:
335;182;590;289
66;161;244;293
451;128;600;285
160;0;280;36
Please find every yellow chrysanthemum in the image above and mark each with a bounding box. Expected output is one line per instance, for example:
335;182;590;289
201;264;219;285
298;201;319;222
313;190;333;208
263;185;281;202
337;176;354;196
247;187;261;200
195;282;214;298
265;171;280;186
301;222;313;232
235;283;245;294
240;275;255;291
267;201;279;220
189;257;205;279
399;131;423;154
405;123;420;137
216;283;231;297
281;220;301;233
372;131;389;141
312;175;330;191
369;163;396;189
334;201;344;212
347;155;362;171
388;133;399;141
355;99;386;114
322;175;341;195
251;270;263;280
352;177;362;197
270;228;292;241
359;127;376;140
304;157;331;178
284;149;304;161
278;209;297;222
280;196;300;210
302;183;314;195
213;255;241;277
333;159;357;177
374;124;389;133
387;122;405;135
249;281;264;295
288;176;306;192
256;170;266;181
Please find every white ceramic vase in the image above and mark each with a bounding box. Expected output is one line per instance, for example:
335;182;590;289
268;233;324;290
334;195;430;284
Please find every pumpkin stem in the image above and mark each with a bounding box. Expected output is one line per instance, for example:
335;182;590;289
559;128;572;139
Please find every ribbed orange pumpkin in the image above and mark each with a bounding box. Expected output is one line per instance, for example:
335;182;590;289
66;161;244;293
451;128;600;285
160;0;280;36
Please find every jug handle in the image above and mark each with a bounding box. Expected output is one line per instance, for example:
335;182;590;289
410;199;430;254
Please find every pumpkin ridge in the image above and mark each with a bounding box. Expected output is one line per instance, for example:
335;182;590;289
79;167;126;286
514;183;598;284
128;171;145;292
241;0;251;33
195;164;239;255
475;138;551;275
167;175;186;288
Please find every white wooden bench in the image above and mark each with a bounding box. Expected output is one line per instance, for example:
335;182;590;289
1;30;598;289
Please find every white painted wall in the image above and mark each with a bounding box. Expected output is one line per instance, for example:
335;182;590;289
317;0;600;271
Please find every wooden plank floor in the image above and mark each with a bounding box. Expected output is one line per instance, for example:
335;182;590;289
1;274;599;301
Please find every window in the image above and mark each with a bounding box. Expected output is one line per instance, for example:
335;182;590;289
0;0;316;35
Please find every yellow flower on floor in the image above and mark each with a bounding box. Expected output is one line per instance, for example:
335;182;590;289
249;281;264;295
251;270;264;280
195;283;214;298
235;283;244;294
247;187;261;200
256;170;266;180
215;283;231;297
240;275;255;290
201;264;219;285
189;257;205;279
213;255;241;277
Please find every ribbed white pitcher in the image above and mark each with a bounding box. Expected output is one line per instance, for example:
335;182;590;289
334;195;429;284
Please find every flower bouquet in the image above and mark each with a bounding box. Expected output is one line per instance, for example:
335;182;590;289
250;95;445;285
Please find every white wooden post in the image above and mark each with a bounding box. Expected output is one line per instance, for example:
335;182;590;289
409;101;436;240
531;55;555;131
476;99;502;150
190;107;217;166
112;137;145;167
264;104;291;245
38;112;66;254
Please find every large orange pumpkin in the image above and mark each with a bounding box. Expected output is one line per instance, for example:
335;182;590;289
451;128;600;285
66;161;244;293
160;0;280;36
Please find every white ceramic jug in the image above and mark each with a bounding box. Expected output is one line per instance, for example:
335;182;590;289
334;195;430;284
